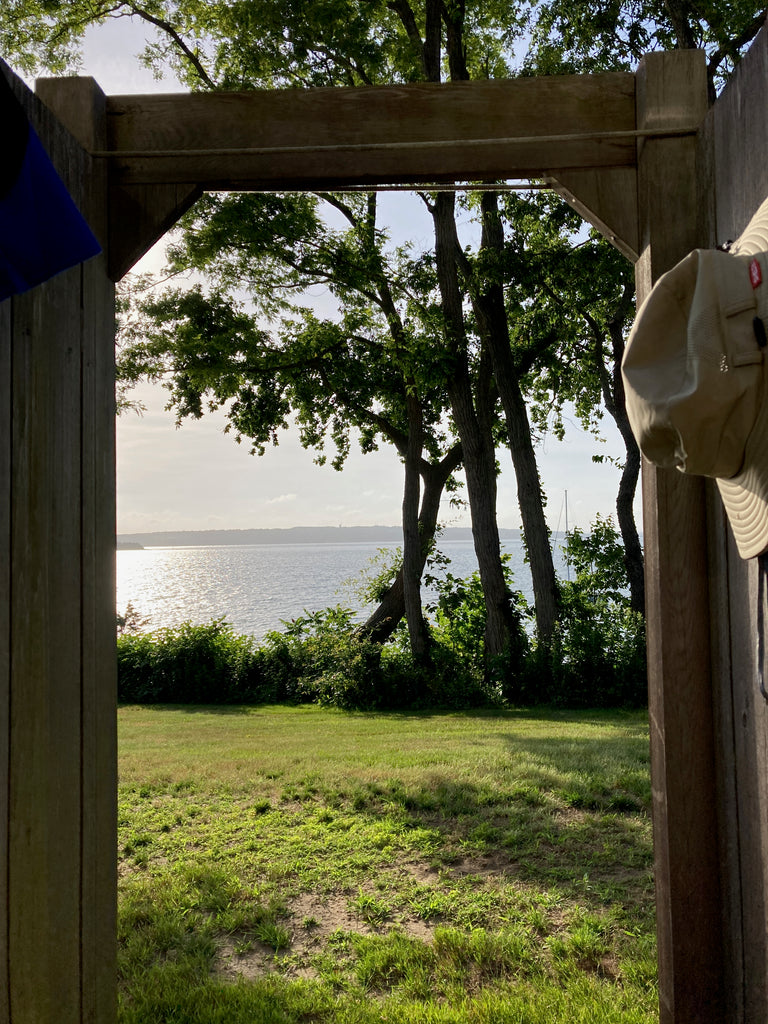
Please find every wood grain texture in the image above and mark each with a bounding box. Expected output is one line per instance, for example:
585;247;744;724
550;166;639;261
0;65;118;1024
36;76;118;1024
0;297;11;1024
104;74;638;187
704;490;746;1022
7;79;83;1022
38;75;199;281
710;21;768;244
696;104;747;1021
109;182;201;280
9;271;83;1024
697;21;768;1020
80;256;118;1024
635;50;724;1024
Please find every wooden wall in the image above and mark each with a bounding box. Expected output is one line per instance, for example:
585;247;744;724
0;66;117;1023
697;24;768;1021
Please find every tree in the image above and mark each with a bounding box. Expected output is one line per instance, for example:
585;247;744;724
119;188;467;654
95;0;534;664
527;0;768;101
487;190;644;614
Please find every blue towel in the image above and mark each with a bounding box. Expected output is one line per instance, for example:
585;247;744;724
0;70;102;301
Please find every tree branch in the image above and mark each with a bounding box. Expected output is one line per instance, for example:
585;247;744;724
387;0;431;79
128;2;217;88
441;0;469;81
707;8;768;82
662;0;699;49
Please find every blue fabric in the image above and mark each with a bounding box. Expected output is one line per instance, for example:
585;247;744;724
0;124;102;301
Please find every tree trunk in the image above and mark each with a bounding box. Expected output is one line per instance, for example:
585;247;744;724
447;360;517;662
616;434;645;614
357;443;463;642
433;192;516;663
473;193;559;644
606;318;645;614
402;391;430;656
494;371;559;642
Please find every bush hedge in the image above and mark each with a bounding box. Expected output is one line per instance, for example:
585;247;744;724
117;607;493;711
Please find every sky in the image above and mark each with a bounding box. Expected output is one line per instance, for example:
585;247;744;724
69;16;639;536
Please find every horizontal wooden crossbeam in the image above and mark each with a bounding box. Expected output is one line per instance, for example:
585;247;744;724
104;74;638;189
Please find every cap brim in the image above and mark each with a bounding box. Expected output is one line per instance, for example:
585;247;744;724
717;371;768;557
731;195;768;257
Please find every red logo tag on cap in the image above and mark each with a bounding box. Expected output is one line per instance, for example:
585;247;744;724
750;258;763;288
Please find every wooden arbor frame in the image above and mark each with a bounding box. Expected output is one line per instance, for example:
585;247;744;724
3;45;758;1022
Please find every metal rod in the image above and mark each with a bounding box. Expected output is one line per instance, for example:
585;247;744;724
91;125;698;160
312;182;554;192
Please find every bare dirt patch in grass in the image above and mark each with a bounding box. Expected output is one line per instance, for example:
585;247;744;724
215;936;279;982
451;851;518;879
213;890;440;982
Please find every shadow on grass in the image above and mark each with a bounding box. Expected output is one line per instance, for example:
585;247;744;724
333;769;654;911
120;703;653;910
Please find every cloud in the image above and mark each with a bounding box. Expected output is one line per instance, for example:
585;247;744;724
266;493;298;504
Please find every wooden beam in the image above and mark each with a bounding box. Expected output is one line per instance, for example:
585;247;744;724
104;74;638;189
550;167;639;261
635;50;723;1024
108;183;201;281
37;77;200;279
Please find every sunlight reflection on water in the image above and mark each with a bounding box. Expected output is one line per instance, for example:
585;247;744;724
116;539;571;639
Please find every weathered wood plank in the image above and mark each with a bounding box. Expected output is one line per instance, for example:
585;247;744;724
7;75;83;1021
8;80;91;1023
692;23;768;1021
635;50;724;1024
0;297;11;1024
109;182;201;280
709;24;768;1020
695;103;746;1022
80;259;118;1024
37;75;118;1024
729;552;768;1019
704;491;746;1022
550;166;639;260
78;87;119;1024
9;269;83;1023
104;74;638;187
710;21;768;245
38;76;202;280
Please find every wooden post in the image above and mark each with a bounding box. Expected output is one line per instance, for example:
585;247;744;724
0;67;116;1024
635;50;724;1023
38;77;119;1024
695;21;768;1018
0;293;11;1024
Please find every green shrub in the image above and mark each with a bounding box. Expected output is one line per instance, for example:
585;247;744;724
118;619;258;704
544;516;647;708
428;560;531;702
258;606;383;708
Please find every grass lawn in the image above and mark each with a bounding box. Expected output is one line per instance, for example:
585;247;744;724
117;705;657;1023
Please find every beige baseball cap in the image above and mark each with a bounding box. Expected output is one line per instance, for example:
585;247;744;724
622;196;768;558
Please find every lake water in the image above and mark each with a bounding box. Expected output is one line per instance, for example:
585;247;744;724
116;537;572;639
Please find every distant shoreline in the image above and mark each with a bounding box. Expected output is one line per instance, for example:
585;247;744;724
116;525;523;548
